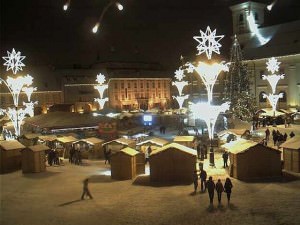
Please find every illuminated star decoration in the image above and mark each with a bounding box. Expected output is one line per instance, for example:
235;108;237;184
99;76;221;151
193;26;224;60
2;48;26;74
266;57;280;74
96;73;106;85
174;68;185;81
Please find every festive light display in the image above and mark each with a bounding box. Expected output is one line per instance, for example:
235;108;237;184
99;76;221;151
266;57;280;74
263;93;283;115
172;80;188;97
187;61;230;104
0;49;37;137
173;95;189;109
246;13;269;45
2;48;26;74
94;73;109;109
193;26;224;60
262;74;285;94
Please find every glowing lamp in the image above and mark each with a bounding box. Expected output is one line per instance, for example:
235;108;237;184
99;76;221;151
92;23;100;33
116;2;123;11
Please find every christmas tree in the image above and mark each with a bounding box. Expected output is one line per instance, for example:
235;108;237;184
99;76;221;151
224;35;257;121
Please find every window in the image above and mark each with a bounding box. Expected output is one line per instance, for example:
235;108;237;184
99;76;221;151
279;91;287;102
153;94;155;98
122;95;125;100
158;82;161;88
128;94;131;100
152;81;155;88
114;83;118;89
159;93;161;98
128;83;131;88
115;95;118;100
254;12;258;21
140;82;143;88
121;82;124;89
134;82;137;88
164;93;167;98
239;14;244;22
259;91;267;102
147;82;149;88
164;81;166;88
260;70;265;79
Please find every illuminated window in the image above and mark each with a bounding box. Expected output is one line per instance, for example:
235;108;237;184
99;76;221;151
158;82;161;88
114;83;118;89
259;91;267;102
159;93;161;98
147;82;149;88
164;81;166;88
128;83;131;88
134;82;137;88
140;82;143;88
152;81;155;88
121;82;124;88
128;94;131;100
279;91;287;102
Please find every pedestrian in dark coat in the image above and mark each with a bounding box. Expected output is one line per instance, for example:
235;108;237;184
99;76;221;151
283;133;287;141
81;178;93;200
222;151;229;168
199;168;207;192
290;131;295;138
206;176;215;204
224;177;233;204
215;179;224;204
193;171;198;193
265;128;270;141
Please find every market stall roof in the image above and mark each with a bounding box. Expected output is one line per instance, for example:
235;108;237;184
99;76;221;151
173;136;195;142
228;129;247;136
279;108;298;114
280;137;300;150
55;136;78;144
38;135;58;142
136;137;169;147
259;108;285;117
74;137;105;145
103;138;135;146
222;139;280;154
120;147;139;156
151;143;197;156
24;112;116;130
22;133;42;140
0;140;25;150
25;144;50;152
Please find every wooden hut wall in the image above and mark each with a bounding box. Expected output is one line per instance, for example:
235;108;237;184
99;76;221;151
91;142;104;159
22;150;46;173
111;152;136;180
150;148;196;183
283;148;300;173
136;152;145;175
0;148;22;173
234;146;281;180
174;141;194;148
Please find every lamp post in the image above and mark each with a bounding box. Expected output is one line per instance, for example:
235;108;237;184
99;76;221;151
94;73;109;110
1;49;37;138
186;26;230;166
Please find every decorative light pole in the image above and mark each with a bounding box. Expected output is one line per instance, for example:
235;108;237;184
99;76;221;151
94;73;108;109
0;48;38;138
172;67;189;109
186;26;230;166
262;57;285;117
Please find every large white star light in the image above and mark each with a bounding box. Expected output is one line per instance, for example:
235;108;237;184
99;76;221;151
96;73;106;85
193;26;224;60
174;68;185;81
266;57;280;74
2;48;26;74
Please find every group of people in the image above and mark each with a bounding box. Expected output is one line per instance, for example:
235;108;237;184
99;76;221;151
159;126;166;134
265;128;296;147
196;143;208;161
194;168;233;205
47;149;60;166
69;147;82;165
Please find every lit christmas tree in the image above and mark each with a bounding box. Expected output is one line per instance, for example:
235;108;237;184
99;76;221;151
224;35;257;121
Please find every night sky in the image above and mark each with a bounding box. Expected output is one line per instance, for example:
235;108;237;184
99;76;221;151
1;0;299;71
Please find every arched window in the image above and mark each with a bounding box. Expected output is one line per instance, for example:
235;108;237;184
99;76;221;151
279;91;287;102
254;12;259;21
239;14;244;22
259;91;267;102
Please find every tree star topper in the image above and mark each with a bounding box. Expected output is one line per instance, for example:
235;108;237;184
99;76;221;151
266;57;281;74
2;48;26;74
96;73;106;85
193;26;224;60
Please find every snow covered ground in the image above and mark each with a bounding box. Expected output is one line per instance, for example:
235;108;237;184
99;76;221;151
1;157;299;225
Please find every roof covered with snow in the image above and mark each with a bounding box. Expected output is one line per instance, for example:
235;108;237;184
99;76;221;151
136;137;169;147
0;140;25;150
280;137;300;150
151;143;197;156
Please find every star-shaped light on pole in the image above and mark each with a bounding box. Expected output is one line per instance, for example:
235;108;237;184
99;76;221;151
193;26;224;60
2;48;26;74
94;73;109;109
266;57;280;74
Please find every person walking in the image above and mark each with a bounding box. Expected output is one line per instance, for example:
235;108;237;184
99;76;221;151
206;176;215;204
215;179;224;204
265;128;270;142
222;151;229;168
199;168;207;192
81;178;93;200
224;177;233;204
193;171;198;193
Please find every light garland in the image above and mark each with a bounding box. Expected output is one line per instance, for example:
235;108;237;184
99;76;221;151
172;95;189;109
94;73;109;109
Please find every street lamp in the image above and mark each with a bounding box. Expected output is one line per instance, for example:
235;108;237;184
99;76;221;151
1;49;38;137
94;73;109;110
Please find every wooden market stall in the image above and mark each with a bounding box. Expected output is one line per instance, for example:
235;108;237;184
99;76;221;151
21;144;49;173
173;136;195;148
0;140;25;173
55;135;78;158
110;147;139;180
136;137;169;153
72;137;105;159
103;138;136;154
150;143;197;183
223;139;282;180
38;135;58;149
20;133;41;146
280;137;300;173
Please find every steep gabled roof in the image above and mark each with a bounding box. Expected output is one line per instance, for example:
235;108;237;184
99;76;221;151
136;137;169;147
151;143;197;156
280;137;300;150
120;147;139;156
0;140;25;150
